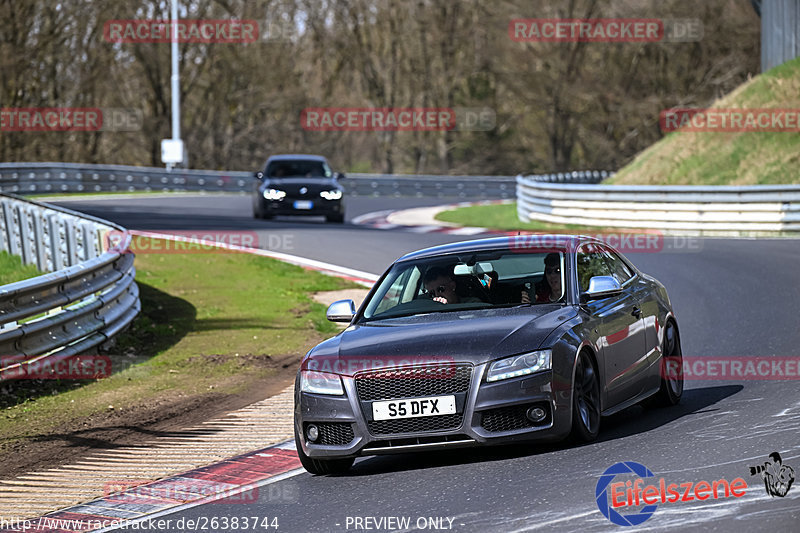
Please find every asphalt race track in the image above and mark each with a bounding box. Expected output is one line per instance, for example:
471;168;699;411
53;194;800;532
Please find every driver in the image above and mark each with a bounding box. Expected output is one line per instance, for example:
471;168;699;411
536;253;564;303
422;266;483;305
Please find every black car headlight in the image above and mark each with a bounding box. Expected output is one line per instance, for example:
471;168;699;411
320;190;343;200
263;188;287;200
486;350;552;382
300;370;344;395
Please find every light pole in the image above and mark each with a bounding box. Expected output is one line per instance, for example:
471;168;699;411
162;0;184;171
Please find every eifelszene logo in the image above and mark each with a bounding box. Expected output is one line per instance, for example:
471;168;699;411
749;452;795;497
596;461;748;526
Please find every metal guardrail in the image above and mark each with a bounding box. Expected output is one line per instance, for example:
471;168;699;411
517;170;611;185
0;162;607;200
517;175;800;232
0;193;140;380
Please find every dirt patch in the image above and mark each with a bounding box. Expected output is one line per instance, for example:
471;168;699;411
311;288;370;309
0;355;298;480
0;286;367;480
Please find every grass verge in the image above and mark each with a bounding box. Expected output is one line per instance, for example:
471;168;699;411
610;56;800;185
0;252;42;285
435;202;608;232
0;239;358;457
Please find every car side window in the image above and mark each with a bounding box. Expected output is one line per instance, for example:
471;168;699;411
576;243;612;292
599;246;634;285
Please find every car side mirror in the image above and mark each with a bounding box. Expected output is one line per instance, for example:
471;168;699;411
254;171;264;179
326;299;356;322
335;172;346;180
582;276;622;301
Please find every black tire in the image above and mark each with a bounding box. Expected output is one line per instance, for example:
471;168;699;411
294;428;354;475
570;350;601;442
649;319;683;407
326;213;345;223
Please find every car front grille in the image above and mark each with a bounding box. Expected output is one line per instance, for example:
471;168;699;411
310;422;355;446
368;414;463;435
480;403;550;433
355;364;472;436
354;364;472;401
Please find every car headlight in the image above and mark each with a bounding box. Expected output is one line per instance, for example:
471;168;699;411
320;190;343;200
486;350;552;382
300;370;344;395
263;188;286;200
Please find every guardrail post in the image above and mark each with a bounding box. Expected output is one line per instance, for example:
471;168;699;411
82;223;97;261
48;214;64;271
65;219;78;266
18;205;35;267
0;200;14;255
32;209;47;271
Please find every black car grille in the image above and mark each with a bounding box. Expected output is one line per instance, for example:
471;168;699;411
368;414;463;435
480;403;550;433
309;422;354;446
355;364;472;436
354;364;472;401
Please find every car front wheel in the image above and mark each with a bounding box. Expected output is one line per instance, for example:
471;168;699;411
649;319;683;407
570;350;601;442
294;428;354;475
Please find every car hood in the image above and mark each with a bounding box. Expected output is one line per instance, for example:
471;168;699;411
304;305;577;374
264;177;338;187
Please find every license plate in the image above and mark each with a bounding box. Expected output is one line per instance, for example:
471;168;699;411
293;200;313;210
372;395;456;421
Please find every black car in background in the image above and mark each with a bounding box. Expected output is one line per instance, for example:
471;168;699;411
252;154;345;223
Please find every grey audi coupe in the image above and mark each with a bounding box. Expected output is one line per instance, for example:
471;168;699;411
294;235;683;474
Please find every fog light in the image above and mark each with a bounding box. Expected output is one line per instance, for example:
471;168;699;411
526;406;547;423
306;424;319;442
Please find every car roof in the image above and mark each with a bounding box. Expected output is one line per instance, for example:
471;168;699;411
266;154;328;163
396;235;591;262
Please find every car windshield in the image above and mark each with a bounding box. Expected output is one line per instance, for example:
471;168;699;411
360;251;566;321
266;160;331;178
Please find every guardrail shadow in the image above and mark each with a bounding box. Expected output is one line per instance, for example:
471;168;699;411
346;384;743;477
0;282;195;410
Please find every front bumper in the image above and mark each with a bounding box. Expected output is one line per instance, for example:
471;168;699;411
259;197;343;216
294;362;573;459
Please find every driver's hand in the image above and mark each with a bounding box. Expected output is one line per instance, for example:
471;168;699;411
433;296;448;304
521;290;531;304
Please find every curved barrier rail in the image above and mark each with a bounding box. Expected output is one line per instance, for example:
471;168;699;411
0;162;609;200
0;194;140;380
517;176;800;232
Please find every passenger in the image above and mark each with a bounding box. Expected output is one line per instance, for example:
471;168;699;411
423;266;483;305
536;253;564;303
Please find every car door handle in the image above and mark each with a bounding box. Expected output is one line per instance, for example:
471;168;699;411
631;306;641;318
